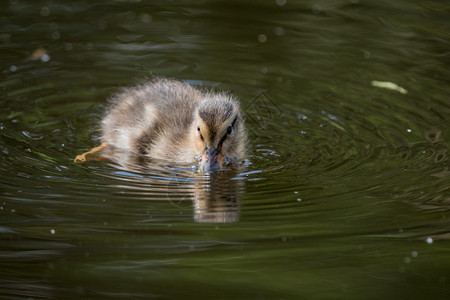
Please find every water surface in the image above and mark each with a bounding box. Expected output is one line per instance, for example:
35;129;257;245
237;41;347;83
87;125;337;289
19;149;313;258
1;1;449;299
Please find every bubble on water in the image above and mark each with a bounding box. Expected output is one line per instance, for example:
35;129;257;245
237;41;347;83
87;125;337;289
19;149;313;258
297;198;302;202
258;34;267;43
41;54;50;63
274;26;285;36
312;4;322;14
50;229;55;234
406;128;412;133
52;31;60;40
98;20;107;30
411;251;418;258
40;6;50;17
276;0;287;6
404;257;411;263
294;191;298;194
10;65;17;72
139;13;152;24
426;237;433;244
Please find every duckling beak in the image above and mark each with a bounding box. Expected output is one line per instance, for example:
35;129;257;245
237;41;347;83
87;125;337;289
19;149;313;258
202;148;221;173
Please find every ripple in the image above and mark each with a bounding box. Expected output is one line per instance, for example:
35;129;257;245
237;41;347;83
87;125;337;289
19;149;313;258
1;1;450;299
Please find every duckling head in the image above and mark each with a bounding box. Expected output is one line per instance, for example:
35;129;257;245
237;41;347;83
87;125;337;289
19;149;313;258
192;95;246;173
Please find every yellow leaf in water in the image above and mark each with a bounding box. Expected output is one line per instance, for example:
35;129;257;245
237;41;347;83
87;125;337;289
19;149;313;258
371;81;407;94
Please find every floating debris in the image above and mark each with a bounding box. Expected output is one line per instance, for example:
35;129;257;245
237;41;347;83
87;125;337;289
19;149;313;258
371;80;407;94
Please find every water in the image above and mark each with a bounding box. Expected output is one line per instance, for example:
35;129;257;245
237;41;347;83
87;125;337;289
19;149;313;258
1;1;449;299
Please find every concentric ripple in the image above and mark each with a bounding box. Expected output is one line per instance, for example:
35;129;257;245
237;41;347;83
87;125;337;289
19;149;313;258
1;1;449;298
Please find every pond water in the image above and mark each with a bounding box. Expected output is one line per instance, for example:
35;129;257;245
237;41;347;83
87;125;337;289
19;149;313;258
1;1;449;299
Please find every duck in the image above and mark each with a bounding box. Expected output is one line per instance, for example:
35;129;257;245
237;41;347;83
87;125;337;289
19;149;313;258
74;78;247;172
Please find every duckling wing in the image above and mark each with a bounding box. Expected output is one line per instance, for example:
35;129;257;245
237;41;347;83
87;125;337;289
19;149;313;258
101;79;202;161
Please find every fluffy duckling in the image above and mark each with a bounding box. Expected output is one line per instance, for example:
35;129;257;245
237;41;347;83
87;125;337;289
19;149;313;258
75;78;247;172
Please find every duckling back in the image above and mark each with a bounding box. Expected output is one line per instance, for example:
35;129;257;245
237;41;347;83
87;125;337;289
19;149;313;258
101;78;202;162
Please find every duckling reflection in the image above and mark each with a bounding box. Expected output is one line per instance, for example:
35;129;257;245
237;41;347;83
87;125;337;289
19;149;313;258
75;78;247;173
192;170;243;223
101;152;245;223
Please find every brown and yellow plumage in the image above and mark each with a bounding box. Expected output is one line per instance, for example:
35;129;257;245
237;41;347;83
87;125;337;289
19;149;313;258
75;78;247;172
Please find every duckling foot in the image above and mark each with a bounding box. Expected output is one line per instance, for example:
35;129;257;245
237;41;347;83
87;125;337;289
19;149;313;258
74;143;108;163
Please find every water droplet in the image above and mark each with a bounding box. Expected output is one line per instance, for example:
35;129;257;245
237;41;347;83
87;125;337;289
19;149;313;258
426;237;433;244
50;229;55;234
297;198;302;202
404;257;411;263
10;65;17;72
411;251;418;258
276;0;287;6
406;128;412;133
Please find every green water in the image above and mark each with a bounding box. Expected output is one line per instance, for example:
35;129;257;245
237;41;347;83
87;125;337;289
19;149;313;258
1;1;449;299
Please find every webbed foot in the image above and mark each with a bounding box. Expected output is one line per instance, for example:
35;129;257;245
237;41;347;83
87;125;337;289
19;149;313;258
74;143;108;163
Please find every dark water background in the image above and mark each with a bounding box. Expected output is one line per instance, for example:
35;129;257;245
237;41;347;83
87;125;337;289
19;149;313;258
1;1;449;299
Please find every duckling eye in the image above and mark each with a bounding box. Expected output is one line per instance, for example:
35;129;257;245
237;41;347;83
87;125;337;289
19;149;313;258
227;125;233;135
197;125;204;140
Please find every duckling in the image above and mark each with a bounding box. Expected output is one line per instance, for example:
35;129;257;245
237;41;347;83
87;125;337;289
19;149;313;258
75;78;247;172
